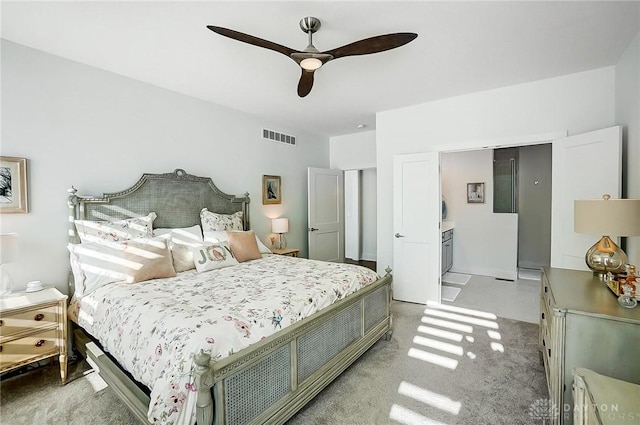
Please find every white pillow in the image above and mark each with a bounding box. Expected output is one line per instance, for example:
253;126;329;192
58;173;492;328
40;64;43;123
200;208;243;231
153;225;204;272
190;242;239;272
204;230;272;254
68;237;176;297
75;212;157;244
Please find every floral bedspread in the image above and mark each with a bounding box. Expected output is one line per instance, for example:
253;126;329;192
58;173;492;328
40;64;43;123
72;255;379;425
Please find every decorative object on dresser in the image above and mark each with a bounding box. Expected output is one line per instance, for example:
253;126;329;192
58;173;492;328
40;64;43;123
272;217;289;249
574;195;640;277
0;156;28;213
539;267;640;425
262;174;281;205
271;248;299;257
0;287;68;384
0;233;18;297
467;182;485;203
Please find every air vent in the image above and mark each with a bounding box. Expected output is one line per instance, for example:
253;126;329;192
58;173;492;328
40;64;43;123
262;128;296;146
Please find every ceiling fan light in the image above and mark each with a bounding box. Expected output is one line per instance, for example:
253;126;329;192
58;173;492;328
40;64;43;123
300;57;322;70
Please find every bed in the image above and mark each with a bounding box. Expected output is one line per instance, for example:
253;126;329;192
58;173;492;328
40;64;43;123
66;169;393;425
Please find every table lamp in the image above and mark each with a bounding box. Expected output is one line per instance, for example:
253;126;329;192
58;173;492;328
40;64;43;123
272;218;289;249
0;233;18;297
574;195;640;278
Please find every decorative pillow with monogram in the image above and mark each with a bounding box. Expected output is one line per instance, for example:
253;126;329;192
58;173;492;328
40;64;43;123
190;241;239;272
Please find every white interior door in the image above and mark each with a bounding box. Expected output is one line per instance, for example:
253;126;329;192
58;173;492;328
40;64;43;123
393;152;441;304
550;126;622;270
308;167;344;262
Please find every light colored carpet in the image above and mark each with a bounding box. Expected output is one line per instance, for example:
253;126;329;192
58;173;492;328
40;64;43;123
442;272;471;286
441;286;462;302
1;301;547;425
444;274;541;324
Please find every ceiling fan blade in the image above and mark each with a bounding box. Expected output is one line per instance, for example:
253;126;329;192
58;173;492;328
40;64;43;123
297;70;315;97
325;33;417;59
207;25;297;58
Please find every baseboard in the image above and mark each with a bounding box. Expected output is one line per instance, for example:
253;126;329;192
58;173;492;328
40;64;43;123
451;267;517;281
360;252;376;262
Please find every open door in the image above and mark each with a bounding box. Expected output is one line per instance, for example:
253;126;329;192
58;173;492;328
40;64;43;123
550;126;622;270
393;152;441;304
308;167;344;262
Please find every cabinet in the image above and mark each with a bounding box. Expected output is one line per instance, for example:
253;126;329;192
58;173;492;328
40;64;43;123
539;268;640;425
441;229;453;274
0;288;68;384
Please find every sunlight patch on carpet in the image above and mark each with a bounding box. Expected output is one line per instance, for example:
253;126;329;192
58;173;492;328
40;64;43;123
397;381;461;415
408;348;459;369
389;404;451;425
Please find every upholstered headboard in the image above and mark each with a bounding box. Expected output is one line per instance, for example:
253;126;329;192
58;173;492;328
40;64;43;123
68;169;249;240
66;169;250;297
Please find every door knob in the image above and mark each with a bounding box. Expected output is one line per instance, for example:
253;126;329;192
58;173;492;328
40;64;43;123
309;227;319;232
395;233;405;238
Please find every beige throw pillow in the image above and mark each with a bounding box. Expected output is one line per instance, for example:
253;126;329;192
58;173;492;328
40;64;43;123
227;230;262;263
68;237;176;297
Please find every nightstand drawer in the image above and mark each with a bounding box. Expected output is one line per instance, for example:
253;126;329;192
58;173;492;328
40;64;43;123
0;305;59;337
0;329;59;370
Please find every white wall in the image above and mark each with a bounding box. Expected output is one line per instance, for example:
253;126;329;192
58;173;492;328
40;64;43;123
377;67;616;274
441;150;517;279
361;168;377;261
344;170;360;260
330;130;376;170
330;130;377;261
0;41;329;293
616;34;640;266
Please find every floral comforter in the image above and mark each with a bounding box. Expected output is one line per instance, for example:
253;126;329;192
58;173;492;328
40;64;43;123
71;255;379;425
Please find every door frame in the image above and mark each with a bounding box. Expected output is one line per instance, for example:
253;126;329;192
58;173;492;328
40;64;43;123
433;130;567;296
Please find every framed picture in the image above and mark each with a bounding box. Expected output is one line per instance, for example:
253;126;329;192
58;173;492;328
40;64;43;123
0;156;28;213
467;182;485;204
262;175;281;205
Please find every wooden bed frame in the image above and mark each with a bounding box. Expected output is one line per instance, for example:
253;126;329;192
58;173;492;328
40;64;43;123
67;169;393;425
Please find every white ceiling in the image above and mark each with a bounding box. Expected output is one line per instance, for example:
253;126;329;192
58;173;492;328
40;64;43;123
2;1;638;137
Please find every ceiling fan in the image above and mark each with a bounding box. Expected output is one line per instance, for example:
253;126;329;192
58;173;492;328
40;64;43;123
207;17;417;97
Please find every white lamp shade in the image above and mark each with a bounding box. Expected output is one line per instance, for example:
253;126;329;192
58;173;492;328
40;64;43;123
0;233;18;264
272;218;289;234
574;198;640;236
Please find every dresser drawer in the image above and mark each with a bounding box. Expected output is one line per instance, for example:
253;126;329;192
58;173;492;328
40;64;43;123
0;329;59;370
0;305;59;337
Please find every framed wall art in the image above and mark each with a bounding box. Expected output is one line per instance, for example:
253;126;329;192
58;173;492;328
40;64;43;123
467;182;485;204
0;156;28;213
262;175;281;205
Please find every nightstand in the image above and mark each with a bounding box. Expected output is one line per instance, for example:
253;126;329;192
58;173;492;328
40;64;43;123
0;288;68;384
271;248;300;257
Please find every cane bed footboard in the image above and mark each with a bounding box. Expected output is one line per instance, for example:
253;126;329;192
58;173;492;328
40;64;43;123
67;169;392;425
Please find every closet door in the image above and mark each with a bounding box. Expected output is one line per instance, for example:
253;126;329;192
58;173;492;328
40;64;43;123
550;126;621;270
308;167;344;262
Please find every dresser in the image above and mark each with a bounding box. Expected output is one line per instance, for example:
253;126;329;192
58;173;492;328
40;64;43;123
539;267;640;425
0;288;68;384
